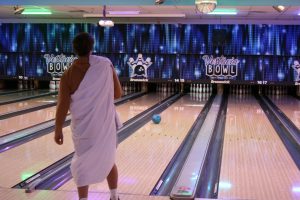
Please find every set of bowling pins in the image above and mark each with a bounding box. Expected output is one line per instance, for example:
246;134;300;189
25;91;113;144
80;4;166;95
230;85;251;95
263;85;288;96
190;84;212;94
49;80;60;90
18;79;34;89
121;82;141;92
156;83;178;93
190;91;210;101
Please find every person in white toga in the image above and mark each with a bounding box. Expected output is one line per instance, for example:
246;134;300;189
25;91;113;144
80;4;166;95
54;32;123;200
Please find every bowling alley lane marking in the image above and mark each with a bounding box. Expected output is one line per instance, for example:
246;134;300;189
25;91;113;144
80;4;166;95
183;104;205;107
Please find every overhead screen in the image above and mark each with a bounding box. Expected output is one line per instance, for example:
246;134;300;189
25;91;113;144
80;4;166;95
0;23;299;84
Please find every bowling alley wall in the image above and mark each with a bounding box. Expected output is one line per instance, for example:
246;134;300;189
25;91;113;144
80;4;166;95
0;23;300;85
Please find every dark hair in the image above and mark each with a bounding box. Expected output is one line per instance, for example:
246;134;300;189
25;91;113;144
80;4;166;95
72;32;94;57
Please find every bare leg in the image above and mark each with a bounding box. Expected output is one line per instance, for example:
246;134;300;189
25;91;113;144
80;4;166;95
77;185;89;199
107;164;118;189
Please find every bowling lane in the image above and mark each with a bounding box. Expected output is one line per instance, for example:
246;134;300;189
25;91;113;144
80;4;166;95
0;89;53;103
0;93;160;137
0;104;57;137
58;95;208;195
0;90;134;115
0;93;166;188
116;93;170;123
269;95;300;129
218;95;300;200
0;95;57;116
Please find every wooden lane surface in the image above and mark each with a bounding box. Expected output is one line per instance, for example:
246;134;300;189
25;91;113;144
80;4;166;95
58;95;208;196
0;90;132;116
0;105;57;137
269;95;300;129
218;95;300;200
0;90;51;103
0;95;57;116
116;93;170;123
0;93;164;188
0;93;165;137
0;188;171;200
0;188;213;200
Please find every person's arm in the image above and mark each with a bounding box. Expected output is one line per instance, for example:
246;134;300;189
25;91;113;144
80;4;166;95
54;73;71;145
112;65;123;99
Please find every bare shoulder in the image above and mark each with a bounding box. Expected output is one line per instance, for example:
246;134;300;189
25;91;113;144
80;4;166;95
60;62;77;82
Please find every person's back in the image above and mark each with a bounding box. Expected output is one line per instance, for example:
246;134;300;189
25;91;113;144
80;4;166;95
54;32;122;200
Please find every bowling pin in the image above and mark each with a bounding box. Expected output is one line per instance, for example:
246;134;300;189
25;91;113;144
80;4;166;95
56;81;60;90
18;80;23;89
49;81;55;90
125;83;127;91
166;83;168;93
23;80;27;89
30;80;34;89
271;86;274;95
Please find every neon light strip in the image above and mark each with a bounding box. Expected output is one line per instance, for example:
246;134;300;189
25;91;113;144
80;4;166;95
208;8;237;15
108;11;140;15
22;9;52;15
208;11;237;15
84;13;186;18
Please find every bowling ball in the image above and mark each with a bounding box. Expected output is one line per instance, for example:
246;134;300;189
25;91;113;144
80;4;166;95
152;114;161;124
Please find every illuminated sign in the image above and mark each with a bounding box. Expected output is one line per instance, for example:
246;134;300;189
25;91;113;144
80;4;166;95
203;55;239;78
44;54;77;76
128;54;152;81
